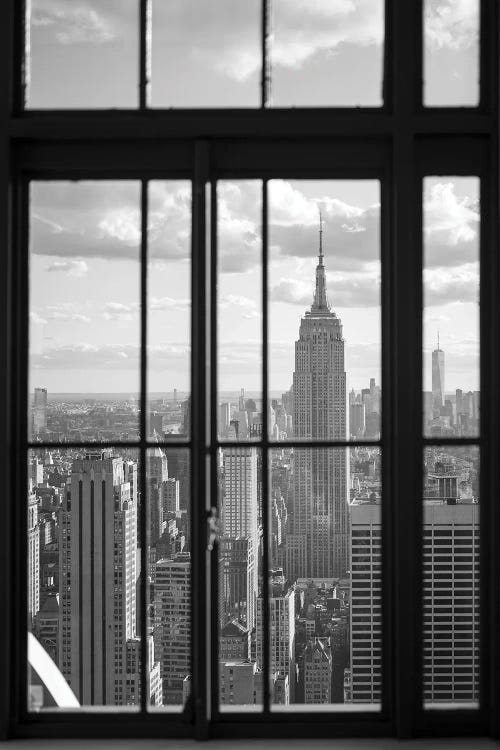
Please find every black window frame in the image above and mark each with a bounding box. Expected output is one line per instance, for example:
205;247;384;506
0;0;499;740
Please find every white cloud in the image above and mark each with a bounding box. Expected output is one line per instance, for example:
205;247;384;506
46;259;88;277
272;270;380;308
424;262;479;306
425;0;478;50
31;1;116;45
103;302;135;321
219;294;261;319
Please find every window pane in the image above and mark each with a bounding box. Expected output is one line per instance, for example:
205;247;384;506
269;180;381;442
151;0;260;107
28;447;141;711
423;445;480;708
218;446;263;711
29;182;141;442
423;178;479;438
270;0;384;107
147;447;191;710
147;181;191;440
424;0;479;106
27;0;139;108
217;181;262;442
270;447;382;709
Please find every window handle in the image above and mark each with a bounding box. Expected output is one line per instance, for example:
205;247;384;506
206;507;220;551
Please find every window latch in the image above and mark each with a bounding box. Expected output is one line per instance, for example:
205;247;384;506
206;506;220;551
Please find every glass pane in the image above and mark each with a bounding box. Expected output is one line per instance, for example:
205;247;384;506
270;0;384;107
27;0;138;108
28;447;140;711
218;446;263;711
269;180;381;442
217;181;262;441
151;0;260;107
423;178;479;438
424;0;479;106
423;445;480;708
269;446;382;709
29;182;141;442
147;181;191;439
147;447;191;710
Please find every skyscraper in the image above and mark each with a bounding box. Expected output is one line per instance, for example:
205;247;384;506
432;334;445;413
349;500;382;703
33;387;48;435
153;553;191;705
28;482;40;624
220;447;259;628
286;216;349;579
58;453;139;705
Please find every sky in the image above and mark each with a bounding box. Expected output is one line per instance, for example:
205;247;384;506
26;1;481;396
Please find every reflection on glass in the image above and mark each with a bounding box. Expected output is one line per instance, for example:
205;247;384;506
147;448;191;710
424;0;479;106
27;0;138;108
151;0;260;107
270;447;381;709
217;181;262;442
423;446;480;708
269;180;381;442
28;448;140;711
147;181;191;440
423;178;479;438
29;181;141;442
218;446;262;710
270;0;384;106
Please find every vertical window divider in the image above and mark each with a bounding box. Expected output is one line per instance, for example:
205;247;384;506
261;0;271;108
490;0;500;731
261;179;271;713
139;0;151;109
209;178;219;722
392;0;421;735
192;140;210;738
139;179;148;713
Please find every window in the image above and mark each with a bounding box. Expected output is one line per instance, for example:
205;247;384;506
1;0;499;742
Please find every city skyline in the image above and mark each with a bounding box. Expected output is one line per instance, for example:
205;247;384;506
29;177;479;394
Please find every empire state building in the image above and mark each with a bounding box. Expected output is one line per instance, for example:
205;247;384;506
285;217;349;580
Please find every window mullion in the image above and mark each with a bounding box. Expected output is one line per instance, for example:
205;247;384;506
392;0;422;738
191;139;210;738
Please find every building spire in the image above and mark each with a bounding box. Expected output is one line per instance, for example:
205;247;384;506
318;207;324;265
437;329;440;350
311;207;330;312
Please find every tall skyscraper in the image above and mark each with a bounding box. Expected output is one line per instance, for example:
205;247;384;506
256;589;295;700
432;334;445;413
28;482;40;624
286;217;349;579
349;500;382;703
58;453;140;705
220;447;259;628
153;553;191;705
33;387;48;435
423;501;479;704
303;638;332;704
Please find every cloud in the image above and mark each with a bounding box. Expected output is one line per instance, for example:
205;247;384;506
30;311;47;326
45;259;89;277
103;302;135;321
31;1;116;45
424;262;479;306
425;0;478;51
158;0;383;83
31;342;190;370
271;271;381;308
219;294;261;319
31;182;190;264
